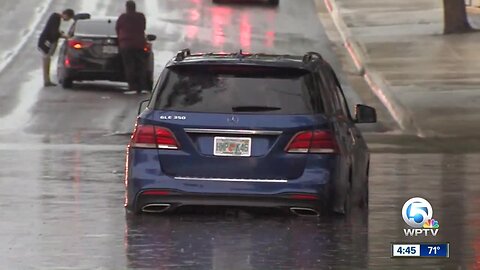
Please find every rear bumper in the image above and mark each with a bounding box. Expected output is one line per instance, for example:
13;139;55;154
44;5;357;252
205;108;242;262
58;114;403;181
125;148;337;213
136;191;327;214
63;68;125;82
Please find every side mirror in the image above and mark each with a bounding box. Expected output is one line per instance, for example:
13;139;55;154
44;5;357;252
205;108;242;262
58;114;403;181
355;104;377;123
146;34;157;42
138;99;150;115
74;13;91;21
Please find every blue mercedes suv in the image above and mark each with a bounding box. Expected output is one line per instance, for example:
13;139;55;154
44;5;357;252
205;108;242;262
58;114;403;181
125;49;376;216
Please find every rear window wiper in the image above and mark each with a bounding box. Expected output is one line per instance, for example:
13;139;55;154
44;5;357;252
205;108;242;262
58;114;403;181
232;106;282;112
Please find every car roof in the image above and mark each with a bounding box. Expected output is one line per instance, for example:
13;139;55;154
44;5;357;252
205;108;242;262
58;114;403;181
165;50;327;72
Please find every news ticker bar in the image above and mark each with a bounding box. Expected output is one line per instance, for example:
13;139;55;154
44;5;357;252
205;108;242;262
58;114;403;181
391;243;449;258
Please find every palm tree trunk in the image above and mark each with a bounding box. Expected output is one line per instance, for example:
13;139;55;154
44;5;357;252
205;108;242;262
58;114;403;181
444;0;473;34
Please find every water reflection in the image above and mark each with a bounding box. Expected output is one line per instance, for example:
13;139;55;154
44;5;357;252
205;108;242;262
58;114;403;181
1;145;478;269
125;211;368;270
239;12;252;50
367;153;480;269
211;6;232;48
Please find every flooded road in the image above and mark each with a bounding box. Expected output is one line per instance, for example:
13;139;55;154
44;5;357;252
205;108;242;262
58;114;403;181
0;141;478;269
0;0;478;269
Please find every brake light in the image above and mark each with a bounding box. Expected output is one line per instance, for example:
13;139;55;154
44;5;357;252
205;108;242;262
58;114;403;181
130;124;179;149
68;39;93;49
155;127;179;149
144;43;152;52
285;130;337;154
64;57;71;67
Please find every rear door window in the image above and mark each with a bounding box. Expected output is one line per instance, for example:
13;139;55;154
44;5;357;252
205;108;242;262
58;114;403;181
154;65;322;114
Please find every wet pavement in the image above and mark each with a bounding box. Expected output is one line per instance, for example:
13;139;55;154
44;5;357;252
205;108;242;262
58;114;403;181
0;0;479;269
1;146;479;269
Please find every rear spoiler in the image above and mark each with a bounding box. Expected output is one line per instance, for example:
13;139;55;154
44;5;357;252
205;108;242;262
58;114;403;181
74;13;91;21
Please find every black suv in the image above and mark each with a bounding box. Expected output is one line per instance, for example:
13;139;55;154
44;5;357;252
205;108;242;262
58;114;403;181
127;49;376;216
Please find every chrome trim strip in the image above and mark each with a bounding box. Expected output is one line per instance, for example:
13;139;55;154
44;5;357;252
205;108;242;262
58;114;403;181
157;145;178;150
131;143;178;150
309;149;336;154
184;128;282;136
175;176;288;183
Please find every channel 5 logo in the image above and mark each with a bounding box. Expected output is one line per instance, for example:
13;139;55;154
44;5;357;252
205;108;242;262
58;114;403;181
402;197;440;237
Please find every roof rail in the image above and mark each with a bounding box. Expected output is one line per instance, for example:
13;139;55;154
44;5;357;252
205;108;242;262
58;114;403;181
175;48;191;61
302;52;323;63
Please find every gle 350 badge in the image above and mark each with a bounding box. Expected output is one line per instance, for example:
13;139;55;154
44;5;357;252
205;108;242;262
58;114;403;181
402;197;440;237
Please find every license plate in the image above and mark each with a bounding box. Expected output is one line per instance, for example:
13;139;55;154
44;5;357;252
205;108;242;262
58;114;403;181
102;45;118;54
214;137;251;157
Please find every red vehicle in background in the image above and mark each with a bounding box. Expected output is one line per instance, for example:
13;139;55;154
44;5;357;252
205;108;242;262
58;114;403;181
213;0;279;6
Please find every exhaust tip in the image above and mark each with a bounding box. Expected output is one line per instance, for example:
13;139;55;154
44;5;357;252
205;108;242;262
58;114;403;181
141;203;171;213
290;207;319;217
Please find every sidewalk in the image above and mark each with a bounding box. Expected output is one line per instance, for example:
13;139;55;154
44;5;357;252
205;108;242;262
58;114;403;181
315;0;480;138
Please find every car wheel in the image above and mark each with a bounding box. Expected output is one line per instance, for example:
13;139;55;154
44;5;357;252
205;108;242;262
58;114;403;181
62;78;73;89
146;72;154;92
269;0;279;6
341;169;353;215
344;185;352;215
360;164;370;209
361;183;369;209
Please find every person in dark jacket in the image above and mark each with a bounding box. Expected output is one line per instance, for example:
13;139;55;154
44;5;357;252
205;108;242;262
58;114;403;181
116;1;147;94
38;9;75;87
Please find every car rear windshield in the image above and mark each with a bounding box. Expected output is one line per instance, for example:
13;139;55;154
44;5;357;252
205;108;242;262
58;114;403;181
154;65;322;114
74;20;116;36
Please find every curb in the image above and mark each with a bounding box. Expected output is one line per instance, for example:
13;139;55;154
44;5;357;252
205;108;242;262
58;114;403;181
316;0;422;136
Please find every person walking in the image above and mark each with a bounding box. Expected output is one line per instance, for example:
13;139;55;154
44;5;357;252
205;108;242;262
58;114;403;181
38;9;75;87
116;1;147;94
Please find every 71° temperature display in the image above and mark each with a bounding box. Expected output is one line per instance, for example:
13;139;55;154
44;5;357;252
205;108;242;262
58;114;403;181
392;243;449;258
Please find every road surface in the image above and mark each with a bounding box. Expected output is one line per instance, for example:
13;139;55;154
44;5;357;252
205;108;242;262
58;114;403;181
0;0;478;269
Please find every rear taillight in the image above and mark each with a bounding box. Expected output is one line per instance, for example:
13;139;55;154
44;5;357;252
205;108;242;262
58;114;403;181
130;124;179;150
285;130;337;154
64;57;71;67
68;39;93;49
144;43;152;52
155;127;179;149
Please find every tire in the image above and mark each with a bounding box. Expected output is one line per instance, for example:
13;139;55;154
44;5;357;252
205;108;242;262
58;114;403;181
341;169;353;215
269;0;279;6
361;183;369;209
360;163;370;209
62;78;73;89
344;185;352;215
146;72;154;92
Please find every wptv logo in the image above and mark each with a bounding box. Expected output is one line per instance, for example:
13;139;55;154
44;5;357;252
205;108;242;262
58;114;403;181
402;197;440;237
